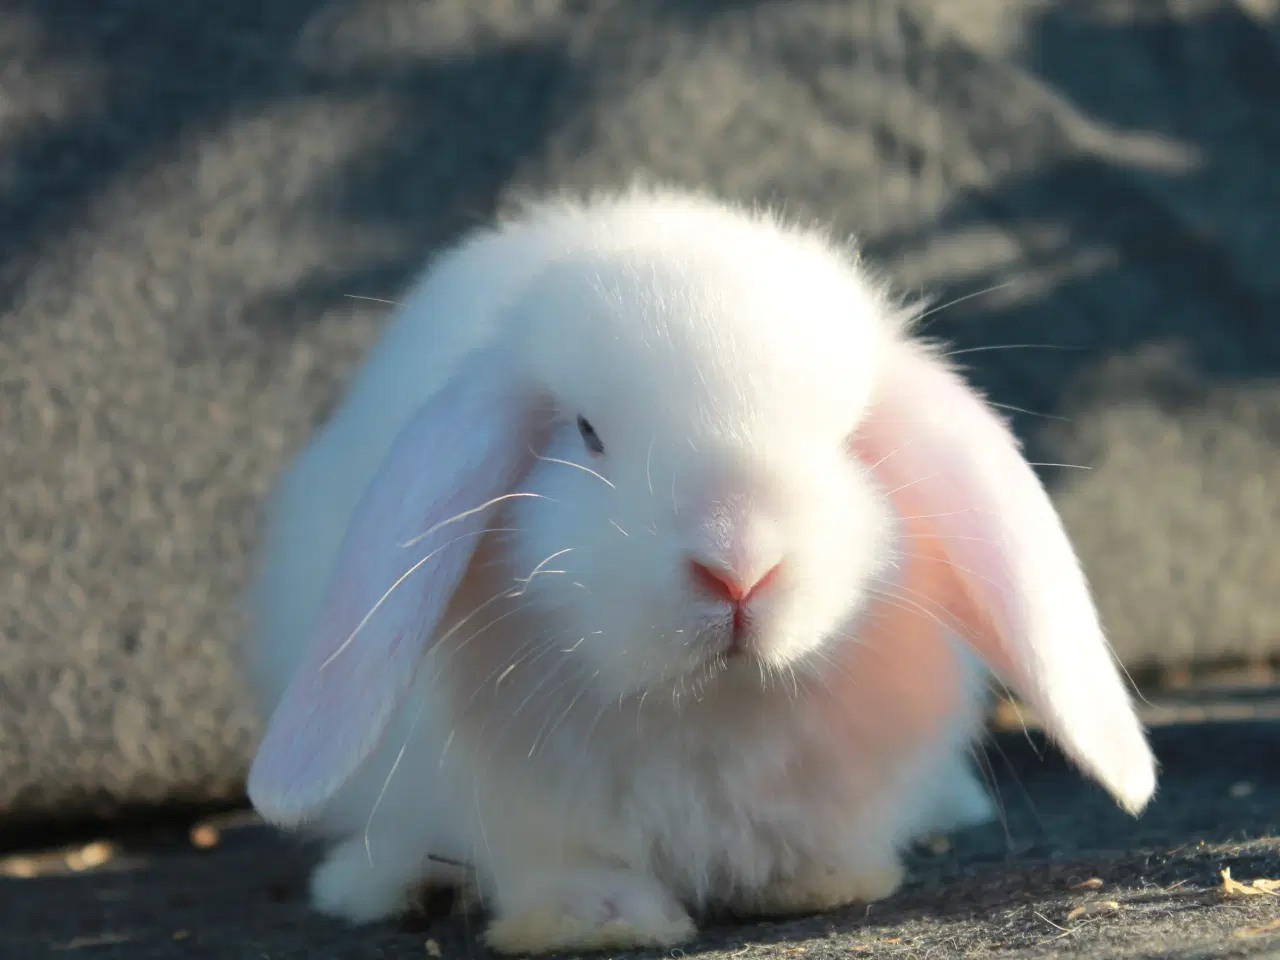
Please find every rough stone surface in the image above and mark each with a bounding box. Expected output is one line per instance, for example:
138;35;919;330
1;0;1278;825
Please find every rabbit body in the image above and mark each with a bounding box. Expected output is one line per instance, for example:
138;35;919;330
244;189;1154;954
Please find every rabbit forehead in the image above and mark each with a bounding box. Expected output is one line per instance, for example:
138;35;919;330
515;238;886;443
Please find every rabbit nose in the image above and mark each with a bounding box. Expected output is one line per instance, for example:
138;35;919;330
687;557;782;605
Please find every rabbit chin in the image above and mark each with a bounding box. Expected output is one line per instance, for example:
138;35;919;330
557;594;874;706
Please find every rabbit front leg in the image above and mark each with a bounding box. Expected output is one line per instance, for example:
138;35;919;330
744;838;906;918
310;835;467;924
479;848;696;955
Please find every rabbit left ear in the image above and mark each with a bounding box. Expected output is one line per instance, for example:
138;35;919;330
247;347;536;827
853;336;1157;815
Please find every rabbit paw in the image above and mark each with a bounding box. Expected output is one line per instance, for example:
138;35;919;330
483;868;696;955
310;838;464;925
751;857;905;917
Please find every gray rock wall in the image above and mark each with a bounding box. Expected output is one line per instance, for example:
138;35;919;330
2;0;1277;821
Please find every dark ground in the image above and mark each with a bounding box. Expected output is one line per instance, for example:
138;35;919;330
4;687;1280;958
2;0;1279;956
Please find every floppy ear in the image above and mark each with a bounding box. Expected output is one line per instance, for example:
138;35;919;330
853;336;1156;815
247;347;536;827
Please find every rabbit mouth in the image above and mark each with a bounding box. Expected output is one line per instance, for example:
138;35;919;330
698;612;765;664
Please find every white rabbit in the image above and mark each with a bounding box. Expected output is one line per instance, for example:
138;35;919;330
243;187;1157;955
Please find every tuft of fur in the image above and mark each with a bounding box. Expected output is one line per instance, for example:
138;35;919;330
243;186;1154;955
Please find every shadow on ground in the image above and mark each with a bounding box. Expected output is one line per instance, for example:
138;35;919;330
1;715;1278;958
2;15;1280;957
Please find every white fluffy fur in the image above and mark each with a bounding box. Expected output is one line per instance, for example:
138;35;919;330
243;187;1147;955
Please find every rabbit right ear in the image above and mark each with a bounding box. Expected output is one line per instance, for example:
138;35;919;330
247;347;537;828
852;335;1156;816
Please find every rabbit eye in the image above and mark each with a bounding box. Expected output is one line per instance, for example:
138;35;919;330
577;415;605;455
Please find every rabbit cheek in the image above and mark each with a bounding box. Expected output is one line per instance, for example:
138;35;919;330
824;546;979;765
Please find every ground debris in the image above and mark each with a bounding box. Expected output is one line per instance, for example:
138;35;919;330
1234;917;1280;938
1221;867;1280;897
1067;900;1121;921
1071;877;1105;890
0;840;117;878
189;824;220;849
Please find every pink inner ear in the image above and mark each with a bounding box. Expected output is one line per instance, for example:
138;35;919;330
247;349;536;827
842;540;971;754
849;338;1156;815
853;435;1020;689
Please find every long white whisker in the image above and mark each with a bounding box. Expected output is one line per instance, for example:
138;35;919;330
987;401;1068;422
363;691;427;863
321;526;511;669
868;583;976;643
401;493;554;548
882;473;937;497
863;439;915;473
896;509;983;521
891;548;1010;597
533;449;616;489
945;343;1079;358
914;281;1018;326
645;437;655;496
443;606;538;696
511;548;575;592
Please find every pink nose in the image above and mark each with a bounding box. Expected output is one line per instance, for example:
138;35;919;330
687;558;782;605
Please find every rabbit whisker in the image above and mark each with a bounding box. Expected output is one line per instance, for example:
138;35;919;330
432;608;543;715
400;492;555;549
867;580;976;643
896;509;981;521
476;655;591;782
882;473;938;498
944;343;1080;358
645;436;655;496
912;280;1018;328
1026;461;1090;471
899;532;1002;545
531;683;593;759
987;401;1068;422
526;668;593;758
510;547;574;594
532;448;616;489
363;689;428;864
321;526;515;670
889;549;1009;597
861;438;915;473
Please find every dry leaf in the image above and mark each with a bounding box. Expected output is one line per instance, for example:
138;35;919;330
1221;868;1280;897
0;856;39;879
190;825;220;849
1235;917;1280;938
65;841;115;871
1067;900;1120;921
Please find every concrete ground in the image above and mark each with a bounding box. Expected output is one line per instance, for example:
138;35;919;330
3;685;1279;958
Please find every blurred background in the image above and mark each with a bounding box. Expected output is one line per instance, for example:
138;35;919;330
1;0;1277;831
